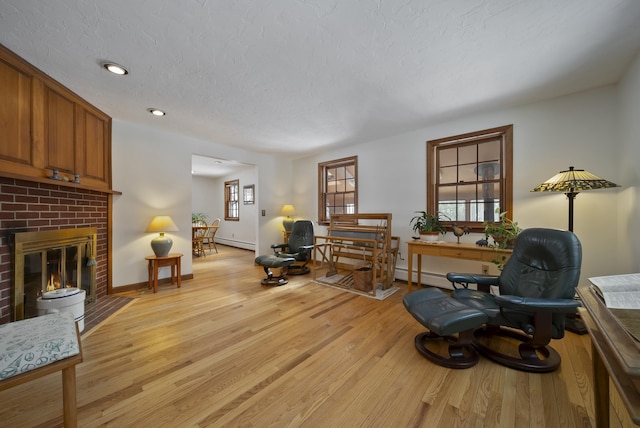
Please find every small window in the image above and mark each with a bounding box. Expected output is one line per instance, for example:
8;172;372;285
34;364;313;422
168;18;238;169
225;179;239;221
318;156;358;224
427;125;513;232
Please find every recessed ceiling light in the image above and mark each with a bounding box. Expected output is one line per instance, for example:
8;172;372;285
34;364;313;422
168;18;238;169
147;108;166;117
102;62;129;75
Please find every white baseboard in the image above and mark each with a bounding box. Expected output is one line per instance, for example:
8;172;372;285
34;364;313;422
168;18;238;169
394;267;454;290
215;238;255;251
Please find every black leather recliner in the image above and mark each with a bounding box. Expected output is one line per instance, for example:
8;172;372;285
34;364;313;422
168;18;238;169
271;220;314;275
447;227;582;372
255;220;314;286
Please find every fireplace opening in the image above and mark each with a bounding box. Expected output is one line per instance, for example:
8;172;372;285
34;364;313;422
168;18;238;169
12;228;97;321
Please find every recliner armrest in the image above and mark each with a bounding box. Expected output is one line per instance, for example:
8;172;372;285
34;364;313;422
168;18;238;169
495;295;580;313
446;273;500;287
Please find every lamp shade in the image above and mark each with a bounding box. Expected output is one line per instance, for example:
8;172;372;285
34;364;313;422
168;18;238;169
146;216;179;257
531;166;619;193
281;205;295;232
281;205;295;216
531;166;619;232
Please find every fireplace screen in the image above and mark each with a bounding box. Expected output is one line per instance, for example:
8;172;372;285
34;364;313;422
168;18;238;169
12;228;97;320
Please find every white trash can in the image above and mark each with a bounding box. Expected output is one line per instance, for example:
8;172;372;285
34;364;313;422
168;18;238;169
37;288;86;332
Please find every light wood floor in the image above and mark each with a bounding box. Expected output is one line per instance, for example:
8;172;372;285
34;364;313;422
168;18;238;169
0;245;635;427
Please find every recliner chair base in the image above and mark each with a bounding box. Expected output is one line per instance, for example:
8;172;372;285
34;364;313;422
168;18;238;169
472;327;561;373
286;265;310;275
414;329;481;369
403;287;488;369
260;272;289;286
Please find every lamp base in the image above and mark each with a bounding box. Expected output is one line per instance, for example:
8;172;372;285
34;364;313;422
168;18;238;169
283;217;294;232
150;233;173;257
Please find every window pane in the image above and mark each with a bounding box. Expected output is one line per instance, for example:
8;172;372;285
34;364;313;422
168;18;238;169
458;145;476;165
458;163;477;183
437;185;456;202
345;165;356;179
439;165;457;184
477;161;500;180
478;140;500;162
457;183;477;201
439;148;457;167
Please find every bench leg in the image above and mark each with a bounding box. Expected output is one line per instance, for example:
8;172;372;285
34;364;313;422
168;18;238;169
62;366;78;428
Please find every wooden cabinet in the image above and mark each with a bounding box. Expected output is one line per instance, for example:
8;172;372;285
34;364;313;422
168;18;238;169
0;52;37;171
0;45;112;190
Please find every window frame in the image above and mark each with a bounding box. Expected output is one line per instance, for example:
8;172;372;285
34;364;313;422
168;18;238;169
224;179;240;221
317;155;358;225
426;125;513;233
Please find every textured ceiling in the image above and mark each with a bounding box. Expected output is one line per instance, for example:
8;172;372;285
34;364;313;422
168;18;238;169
2;0;640;160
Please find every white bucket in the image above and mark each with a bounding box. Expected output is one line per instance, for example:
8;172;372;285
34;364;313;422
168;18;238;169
37;288;86;332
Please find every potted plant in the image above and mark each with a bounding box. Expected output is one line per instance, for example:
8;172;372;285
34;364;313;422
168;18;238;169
192;212;209;224
483;210;521;249
410;211;446;241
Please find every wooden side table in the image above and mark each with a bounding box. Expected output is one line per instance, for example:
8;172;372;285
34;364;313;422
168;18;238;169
146;253;183;293
407;241;512;292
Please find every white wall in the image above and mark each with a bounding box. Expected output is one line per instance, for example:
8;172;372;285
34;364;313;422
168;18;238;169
213;168;259;250
191;175;220;221
293;83;628;287
617;51;640;273
192;168;260;250
111;120;291;289
111;50;640;290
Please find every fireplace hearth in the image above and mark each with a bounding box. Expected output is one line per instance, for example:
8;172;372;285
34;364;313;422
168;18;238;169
12;228;97;320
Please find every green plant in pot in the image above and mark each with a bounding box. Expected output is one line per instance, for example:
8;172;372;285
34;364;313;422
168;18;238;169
410;211;446;241
483;210;522;249
484;209;522;269
192;212;209;224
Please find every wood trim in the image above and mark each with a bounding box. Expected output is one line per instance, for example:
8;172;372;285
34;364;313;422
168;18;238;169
0;171;122;194
114;273;195;293
426;124;513;233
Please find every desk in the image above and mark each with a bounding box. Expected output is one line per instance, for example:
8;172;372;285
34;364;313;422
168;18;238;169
576;286;640;427
146;253;183;293
407;241;511;292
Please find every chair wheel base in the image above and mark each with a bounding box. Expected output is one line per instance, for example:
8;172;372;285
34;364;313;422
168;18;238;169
473;327;561;373
261;277;288;286
286;266;310;275
414;331;480;369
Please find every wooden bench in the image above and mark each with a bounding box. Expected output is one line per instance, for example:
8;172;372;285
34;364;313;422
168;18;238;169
0;312;83;427
313;213;399;297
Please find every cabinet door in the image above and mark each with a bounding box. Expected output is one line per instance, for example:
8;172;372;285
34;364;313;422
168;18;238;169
77;105;111;187
44;85;76;174
0;57;33;166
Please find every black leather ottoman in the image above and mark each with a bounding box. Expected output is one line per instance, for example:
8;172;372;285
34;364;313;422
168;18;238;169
403;287;488;368
255;255;296;286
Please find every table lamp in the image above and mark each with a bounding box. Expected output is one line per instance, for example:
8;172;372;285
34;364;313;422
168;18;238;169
146;215;179;257
281;204;295;232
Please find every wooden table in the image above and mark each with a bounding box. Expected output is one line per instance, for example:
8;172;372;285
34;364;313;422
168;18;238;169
407;241;512;291
146;253;183;293
576;285;640;427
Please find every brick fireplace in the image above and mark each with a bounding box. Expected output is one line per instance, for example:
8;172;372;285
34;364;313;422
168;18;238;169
0;177;109;324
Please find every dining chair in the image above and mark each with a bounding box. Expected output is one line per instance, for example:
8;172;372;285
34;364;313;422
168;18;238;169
203;218;220;253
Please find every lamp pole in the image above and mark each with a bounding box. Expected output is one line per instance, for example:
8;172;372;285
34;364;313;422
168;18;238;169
566;191;577;232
